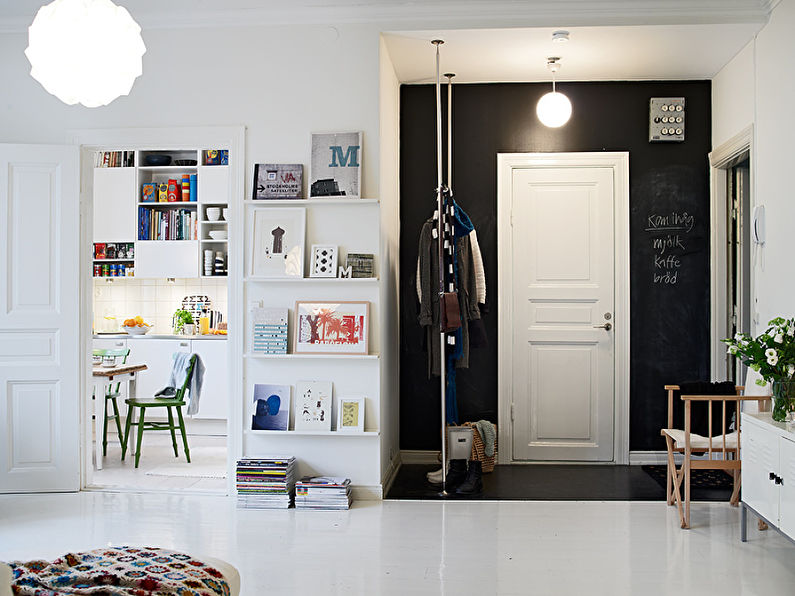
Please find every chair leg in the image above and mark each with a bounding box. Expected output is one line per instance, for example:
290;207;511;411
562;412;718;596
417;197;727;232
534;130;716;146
665;436;685;526
683;457;691;529
110;396;124;451
176;406;190;463
664;437;674;506
730;470;741;506
102;396;110;457
166;406;179;457
121;404;133;460
134;407;146;469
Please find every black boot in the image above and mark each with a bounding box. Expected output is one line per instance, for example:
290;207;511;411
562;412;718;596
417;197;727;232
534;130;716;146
442;459;468;491
456;460;483;496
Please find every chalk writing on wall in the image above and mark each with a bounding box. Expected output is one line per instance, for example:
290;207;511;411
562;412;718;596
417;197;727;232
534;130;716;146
646;211;695;285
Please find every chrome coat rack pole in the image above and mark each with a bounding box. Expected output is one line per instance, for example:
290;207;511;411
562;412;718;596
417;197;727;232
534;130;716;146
432;39;447;494
445;73;455;192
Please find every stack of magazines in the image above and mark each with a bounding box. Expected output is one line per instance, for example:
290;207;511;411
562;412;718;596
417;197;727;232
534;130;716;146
295;476;352;510
236;457;296;509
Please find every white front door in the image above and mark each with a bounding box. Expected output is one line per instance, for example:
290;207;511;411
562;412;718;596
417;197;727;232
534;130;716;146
0;144;80;492
510;166;615;461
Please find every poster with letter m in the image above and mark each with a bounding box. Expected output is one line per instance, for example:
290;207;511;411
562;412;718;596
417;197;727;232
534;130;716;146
310;131;362;199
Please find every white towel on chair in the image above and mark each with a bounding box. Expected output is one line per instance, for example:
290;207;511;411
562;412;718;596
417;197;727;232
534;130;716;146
165;352;206;415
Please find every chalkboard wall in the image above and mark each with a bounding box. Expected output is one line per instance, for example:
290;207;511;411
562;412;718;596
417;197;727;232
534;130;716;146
399;81;711;453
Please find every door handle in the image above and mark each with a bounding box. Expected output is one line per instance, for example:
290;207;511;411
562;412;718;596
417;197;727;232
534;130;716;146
593;323;612;331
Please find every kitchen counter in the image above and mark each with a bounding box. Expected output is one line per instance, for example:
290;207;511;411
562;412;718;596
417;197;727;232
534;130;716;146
94;333;227;341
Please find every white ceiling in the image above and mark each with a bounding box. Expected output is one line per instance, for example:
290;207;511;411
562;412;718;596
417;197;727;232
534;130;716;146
383;23;763;83
0;1;768;81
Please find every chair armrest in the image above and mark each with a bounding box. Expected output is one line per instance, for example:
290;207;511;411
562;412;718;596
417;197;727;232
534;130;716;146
664;385;680;390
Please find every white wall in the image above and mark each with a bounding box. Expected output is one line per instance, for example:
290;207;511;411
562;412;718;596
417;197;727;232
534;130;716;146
378;36;401;487
712;40;754;149
711;0;795;327
754;0;795;325
0;24;381;198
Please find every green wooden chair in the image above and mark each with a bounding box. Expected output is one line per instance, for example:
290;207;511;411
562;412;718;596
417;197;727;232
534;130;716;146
122;354;196;468
93;348;131;456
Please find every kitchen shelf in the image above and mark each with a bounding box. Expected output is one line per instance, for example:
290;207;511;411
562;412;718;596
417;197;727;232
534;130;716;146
137;202;197;207
138;165;198;172
245;353;379;360
200;220;228;225
244;276;378;283
92;258;134;263
247;429;379;436
244;198;379;206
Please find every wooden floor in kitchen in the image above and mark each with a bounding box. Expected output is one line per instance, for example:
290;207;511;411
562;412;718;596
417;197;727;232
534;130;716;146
90;433;227;493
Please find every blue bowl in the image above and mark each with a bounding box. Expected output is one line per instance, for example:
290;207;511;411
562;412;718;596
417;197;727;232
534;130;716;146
144;154;171;166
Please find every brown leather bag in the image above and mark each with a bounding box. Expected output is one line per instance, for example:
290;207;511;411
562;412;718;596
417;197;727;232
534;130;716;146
440;292;461;332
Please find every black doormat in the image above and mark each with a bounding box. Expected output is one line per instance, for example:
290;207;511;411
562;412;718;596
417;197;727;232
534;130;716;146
642;465;734;500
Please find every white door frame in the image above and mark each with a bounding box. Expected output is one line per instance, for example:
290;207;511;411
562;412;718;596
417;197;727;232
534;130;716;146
72;126;245;494
497;152;630;465
709;125;754;381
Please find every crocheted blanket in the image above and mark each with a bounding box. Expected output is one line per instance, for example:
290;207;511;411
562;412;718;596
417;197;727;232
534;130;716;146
8;546;230;595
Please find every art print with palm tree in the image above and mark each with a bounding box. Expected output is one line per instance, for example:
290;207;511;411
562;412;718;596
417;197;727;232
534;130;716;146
294;301;369;354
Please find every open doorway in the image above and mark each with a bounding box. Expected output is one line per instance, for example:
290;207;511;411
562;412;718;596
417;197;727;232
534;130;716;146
77;127;244;495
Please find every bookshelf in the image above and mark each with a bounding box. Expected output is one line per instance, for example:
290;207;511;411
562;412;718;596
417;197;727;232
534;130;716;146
92;147;230;278
243;198;385;497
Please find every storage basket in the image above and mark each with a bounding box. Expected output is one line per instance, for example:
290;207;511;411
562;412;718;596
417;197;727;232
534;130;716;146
463;422;497;473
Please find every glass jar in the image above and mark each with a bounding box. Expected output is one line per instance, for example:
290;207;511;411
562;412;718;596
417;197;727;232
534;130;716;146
771;380;795;422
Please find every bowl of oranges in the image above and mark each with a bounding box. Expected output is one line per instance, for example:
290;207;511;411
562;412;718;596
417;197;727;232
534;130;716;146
122;316;151;335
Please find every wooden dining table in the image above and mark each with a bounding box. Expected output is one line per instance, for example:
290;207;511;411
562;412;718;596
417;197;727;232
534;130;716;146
92;363;148;471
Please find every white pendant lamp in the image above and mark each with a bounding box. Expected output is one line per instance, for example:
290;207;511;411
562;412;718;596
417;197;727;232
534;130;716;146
536;57;572;128
25;0;146;108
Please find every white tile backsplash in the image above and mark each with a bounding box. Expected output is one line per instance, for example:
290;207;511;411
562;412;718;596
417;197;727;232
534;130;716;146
93;278;228;333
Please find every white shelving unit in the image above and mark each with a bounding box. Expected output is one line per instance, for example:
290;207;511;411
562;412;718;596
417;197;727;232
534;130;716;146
243;198;386;498
92;148;230;279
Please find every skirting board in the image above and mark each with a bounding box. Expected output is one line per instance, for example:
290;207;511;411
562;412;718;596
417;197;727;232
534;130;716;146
351;484;383;500
629;451;682;465
381;452;401;497
400;450;440;465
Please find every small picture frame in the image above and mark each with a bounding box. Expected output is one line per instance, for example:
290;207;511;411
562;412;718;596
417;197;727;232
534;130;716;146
337;396;365;433
251;384;291;431
294;301;369;355
346;253;375;278
250;207;305;278
294;380;333;431
252;164;303;200
310;131;362;199
310;245;338;278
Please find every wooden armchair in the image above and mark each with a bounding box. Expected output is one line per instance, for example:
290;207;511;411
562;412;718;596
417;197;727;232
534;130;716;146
661;382;771;529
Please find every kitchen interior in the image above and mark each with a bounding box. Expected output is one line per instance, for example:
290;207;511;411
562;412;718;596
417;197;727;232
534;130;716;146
90;147;230;494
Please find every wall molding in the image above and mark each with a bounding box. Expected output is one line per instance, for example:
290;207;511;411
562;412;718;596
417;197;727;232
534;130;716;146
0;1;774;33
400;450;440;465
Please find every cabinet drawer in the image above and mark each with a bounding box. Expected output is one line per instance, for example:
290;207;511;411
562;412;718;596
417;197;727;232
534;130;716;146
742;417;780;523
134;241;198;278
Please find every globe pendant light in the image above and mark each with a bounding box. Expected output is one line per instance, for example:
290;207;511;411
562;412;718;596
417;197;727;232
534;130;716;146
25;0;146;108
536;57;572;128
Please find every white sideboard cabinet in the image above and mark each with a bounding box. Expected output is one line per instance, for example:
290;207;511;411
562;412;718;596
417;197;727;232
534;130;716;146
741;412;795;543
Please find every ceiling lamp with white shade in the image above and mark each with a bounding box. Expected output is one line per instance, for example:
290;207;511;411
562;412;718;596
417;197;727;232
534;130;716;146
25;0;146;108
536;56;572;128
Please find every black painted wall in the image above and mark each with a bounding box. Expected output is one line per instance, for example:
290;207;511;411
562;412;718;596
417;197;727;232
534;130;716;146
399;81;712;453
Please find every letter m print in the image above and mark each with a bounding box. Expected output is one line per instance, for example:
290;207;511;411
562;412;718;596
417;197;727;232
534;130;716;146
328;145;361;168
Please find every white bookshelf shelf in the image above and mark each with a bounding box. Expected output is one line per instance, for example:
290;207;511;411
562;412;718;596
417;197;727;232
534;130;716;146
138;165;198;172
244;198;379;206
137;202;197;207
244;276;378;283
247;429;380;437
244;353;379;360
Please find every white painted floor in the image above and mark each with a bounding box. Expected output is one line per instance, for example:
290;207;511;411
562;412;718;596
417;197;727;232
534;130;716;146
91;433;227;493
1;493;793;595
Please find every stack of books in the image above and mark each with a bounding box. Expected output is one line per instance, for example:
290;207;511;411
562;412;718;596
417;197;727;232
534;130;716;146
236;457;296;509
295;476;352;510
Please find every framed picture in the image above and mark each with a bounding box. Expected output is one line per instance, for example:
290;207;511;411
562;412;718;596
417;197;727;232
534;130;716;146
310;245;338;278
337;396;365;433
346;253;375;278
294;380;333;431
251;384;291;431
294;301;369;355
250;207;305;278
310;131;362;199
252;164;303;200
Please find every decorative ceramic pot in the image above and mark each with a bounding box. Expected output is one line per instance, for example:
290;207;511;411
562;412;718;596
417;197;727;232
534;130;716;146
771;381;795;422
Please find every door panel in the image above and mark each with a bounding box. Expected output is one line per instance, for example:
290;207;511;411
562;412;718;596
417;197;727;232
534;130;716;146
512;167;614;461
741;418;779;523
0;144;79;492
780;436;795;538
